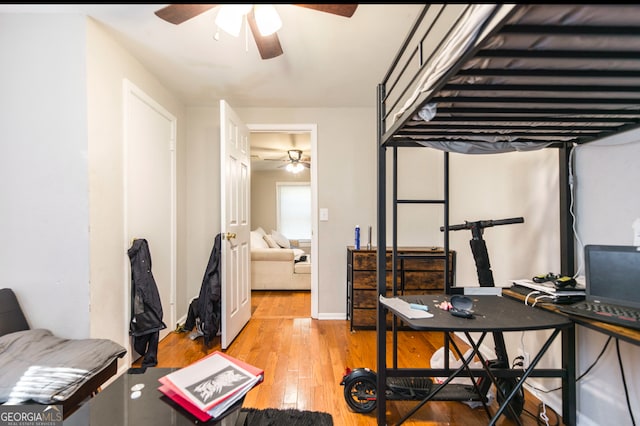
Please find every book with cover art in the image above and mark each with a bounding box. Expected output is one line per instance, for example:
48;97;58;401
158;384;213;422
158;351;263;419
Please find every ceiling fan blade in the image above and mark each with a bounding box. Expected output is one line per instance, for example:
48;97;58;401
294;4;358;18
247;9;283;60
154;4;218;25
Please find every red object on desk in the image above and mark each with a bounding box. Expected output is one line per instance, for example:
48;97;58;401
158;351;264;421
159;383;213;421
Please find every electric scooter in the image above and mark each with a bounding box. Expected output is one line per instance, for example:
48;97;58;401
340;217;526;418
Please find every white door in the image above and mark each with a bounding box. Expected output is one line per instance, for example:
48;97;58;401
124;80;176;344
220;100;251;349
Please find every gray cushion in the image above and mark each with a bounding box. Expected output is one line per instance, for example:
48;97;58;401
0;288;30;337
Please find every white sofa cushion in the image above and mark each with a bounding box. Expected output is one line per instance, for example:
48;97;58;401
263;234;280;248
251;231;269;249
271;229;290;248
251;248;294;261
250;248;310;290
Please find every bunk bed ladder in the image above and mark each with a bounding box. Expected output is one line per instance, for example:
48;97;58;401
390;144;456;413
376;98;455;424
391;146;453;295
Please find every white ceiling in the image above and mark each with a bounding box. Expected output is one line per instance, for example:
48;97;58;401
0;4;423;108
1;4;424;170
250;131;311;171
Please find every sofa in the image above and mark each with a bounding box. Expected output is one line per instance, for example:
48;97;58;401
250;228;311;290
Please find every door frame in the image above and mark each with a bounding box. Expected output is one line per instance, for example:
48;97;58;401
247;123;318;318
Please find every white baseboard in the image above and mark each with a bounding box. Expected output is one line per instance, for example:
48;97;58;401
317;313;347;320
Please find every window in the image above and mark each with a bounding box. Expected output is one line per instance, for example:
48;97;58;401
276;182;311;240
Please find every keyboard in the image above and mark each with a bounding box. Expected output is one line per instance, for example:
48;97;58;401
557;301;640;330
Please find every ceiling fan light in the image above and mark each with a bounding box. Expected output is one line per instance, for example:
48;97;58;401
254;5;282;36
285;162;304;174
215;5;252;37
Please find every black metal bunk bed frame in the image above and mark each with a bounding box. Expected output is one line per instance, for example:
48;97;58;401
375;4;640;425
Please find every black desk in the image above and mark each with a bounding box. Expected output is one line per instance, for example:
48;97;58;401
379;294;574;426
64;368;244;425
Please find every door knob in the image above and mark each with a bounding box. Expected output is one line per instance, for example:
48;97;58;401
225;232;237;240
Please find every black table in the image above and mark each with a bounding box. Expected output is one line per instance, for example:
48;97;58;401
64;368;244;425
380;294;575;426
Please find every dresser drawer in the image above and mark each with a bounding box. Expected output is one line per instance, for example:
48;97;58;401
347;247;455;330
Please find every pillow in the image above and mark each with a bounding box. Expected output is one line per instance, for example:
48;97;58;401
292;248;305;261
251;231;269;249
271;230;290;248
253;227;267;237
263;234;280;248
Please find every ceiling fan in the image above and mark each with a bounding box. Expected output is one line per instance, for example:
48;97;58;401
264;149;310;173
154;4;358;60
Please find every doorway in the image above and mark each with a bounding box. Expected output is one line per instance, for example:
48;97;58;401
123;80;176;356
248;124;318;318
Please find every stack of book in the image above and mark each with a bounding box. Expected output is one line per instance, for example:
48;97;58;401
158;351;264;422
511;279;586;304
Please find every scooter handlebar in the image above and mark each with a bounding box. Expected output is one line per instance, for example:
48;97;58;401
440;217;524;232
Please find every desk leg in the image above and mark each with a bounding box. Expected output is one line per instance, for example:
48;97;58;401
562;323;576;426
462;332;524;423
395;332;492;426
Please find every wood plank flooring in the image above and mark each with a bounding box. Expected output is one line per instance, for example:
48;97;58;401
134;291;562;425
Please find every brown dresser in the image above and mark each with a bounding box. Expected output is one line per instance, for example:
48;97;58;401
346;246;455;330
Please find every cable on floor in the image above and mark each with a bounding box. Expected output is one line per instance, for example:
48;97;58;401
530;335;612;395
616;339;636;426
536;402;559;426
522;335;613;425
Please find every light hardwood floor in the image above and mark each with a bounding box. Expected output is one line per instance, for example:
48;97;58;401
135;291;562;425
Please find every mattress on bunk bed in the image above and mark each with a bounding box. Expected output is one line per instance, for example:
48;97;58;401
389;4;640;150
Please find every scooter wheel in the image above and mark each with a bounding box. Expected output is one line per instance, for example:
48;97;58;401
343;372;377;413
496;377;525;420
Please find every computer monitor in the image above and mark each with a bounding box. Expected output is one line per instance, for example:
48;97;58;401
585;244;640;309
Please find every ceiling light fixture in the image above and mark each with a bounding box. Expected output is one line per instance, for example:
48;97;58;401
253;5;282;36
215;4;282;38
285;150;304;173
214;5;252;37
286;162;304;174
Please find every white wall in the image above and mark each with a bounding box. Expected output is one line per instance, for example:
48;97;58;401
184;106;222;307
0;13;194;363
571;136;640;426
389;146;560;287
85;17;187;363
251;168;311;234
235;107;377;317
0;13;90;339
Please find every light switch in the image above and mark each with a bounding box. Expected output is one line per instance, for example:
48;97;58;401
320;208;329;221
